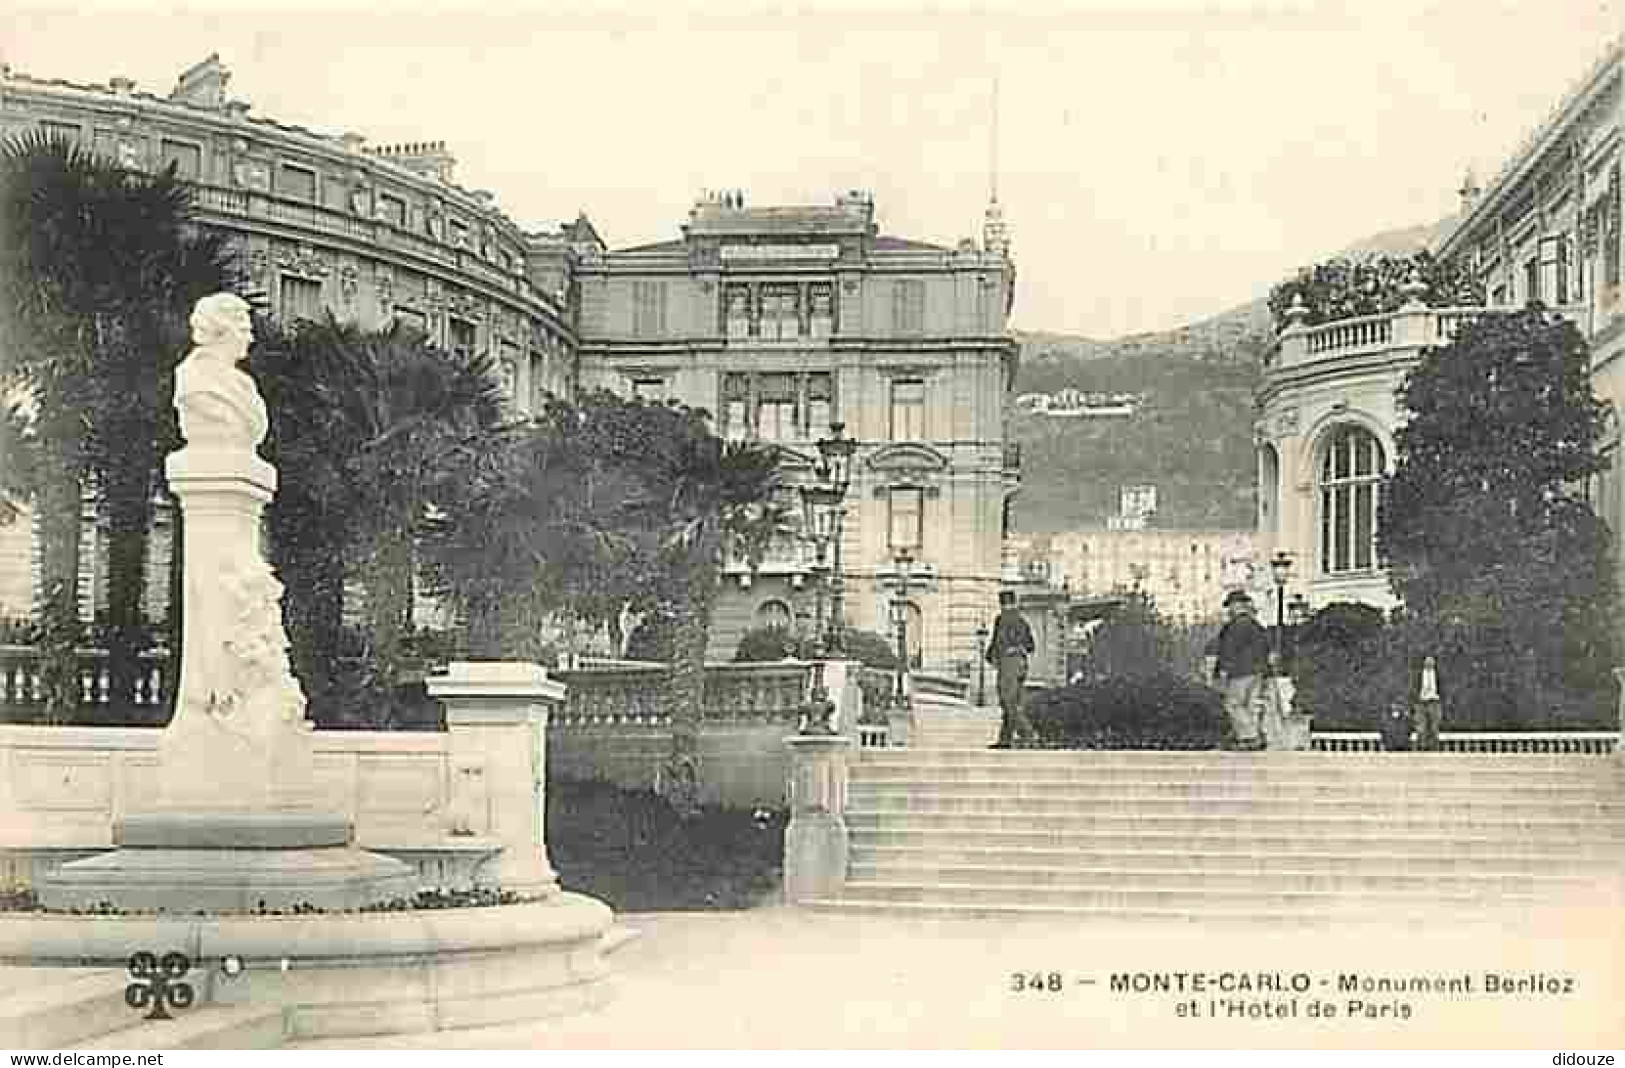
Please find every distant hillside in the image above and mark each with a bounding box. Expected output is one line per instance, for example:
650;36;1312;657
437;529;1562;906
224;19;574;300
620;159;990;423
1010;219;1448;534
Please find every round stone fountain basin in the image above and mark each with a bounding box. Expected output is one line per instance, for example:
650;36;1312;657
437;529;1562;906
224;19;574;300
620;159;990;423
0;893;615;1040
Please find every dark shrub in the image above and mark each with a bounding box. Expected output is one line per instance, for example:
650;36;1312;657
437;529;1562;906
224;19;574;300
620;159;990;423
733;625;808;662
733;624;900;671
1292;602;1405;731
1029;671;1226;749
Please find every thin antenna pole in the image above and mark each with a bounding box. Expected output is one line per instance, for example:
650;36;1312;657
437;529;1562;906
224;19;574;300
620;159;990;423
989;75;1000;204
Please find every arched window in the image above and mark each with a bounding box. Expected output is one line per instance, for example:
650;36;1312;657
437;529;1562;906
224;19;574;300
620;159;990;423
1319;427;1385;575
755;599;792;629
1258;444;1280;534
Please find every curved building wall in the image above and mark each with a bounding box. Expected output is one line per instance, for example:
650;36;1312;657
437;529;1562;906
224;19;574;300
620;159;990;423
0;62;579;409
0;59;583;621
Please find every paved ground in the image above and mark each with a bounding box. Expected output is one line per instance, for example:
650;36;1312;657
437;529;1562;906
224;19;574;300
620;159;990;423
297;901;1625;1049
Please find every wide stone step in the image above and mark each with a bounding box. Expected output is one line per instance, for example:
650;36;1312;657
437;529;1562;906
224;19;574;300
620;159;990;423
829;879;1621;912
845;861;1615;895
0;969;129;1049
853;758;1620;784
856;750;1619;771
849;843;1625;876
849;776;1621;800
81;1004;286;1050
847;791;1623;816
843;809;1625;838
847;826;1625;860
795;896;1579;927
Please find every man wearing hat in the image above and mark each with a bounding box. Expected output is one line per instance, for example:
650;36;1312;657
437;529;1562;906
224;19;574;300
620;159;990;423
1213;589;1271;750
985;590;1036;747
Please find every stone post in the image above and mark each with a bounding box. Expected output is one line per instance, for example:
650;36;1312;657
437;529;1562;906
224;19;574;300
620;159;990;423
430;661;566;897
1390;269;1435;349
1278;295;1310;365
783;734;851;903
1613;668;1625;763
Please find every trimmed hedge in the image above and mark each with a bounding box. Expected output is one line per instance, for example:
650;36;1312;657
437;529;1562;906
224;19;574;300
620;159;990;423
1029;671;1226;749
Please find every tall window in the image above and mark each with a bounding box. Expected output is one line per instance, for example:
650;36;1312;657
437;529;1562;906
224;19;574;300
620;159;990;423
1524;255;1541;305
891;279;925;335
806;373;832;436
889;487;924;552
630;376;666;403
278;163;317;202
633;280;668;337
1319;427;1384;575
721;373;749;441
761;286;800;340
160;139;201;180
277;275;323;323
756;374;797;441
902;601;923;669
890;378;926;441
448;317;477;358
1259;444;1280;534
755;600;792;629
1556;234;1573;305
378;194;407;227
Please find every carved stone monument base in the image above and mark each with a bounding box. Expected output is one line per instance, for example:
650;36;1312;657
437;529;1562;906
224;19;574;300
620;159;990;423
39;812;416;913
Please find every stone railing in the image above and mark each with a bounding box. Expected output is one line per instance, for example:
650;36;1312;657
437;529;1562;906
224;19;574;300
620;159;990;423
1312;730;1618;754
190;182;559;316
1278;304;1585;369
554;660;819;727
0;645;172;716
0;660;563;891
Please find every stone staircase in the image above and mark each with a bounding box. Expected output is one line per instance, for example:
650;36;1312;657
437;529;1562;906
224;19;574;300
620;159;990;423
804;749;1625;924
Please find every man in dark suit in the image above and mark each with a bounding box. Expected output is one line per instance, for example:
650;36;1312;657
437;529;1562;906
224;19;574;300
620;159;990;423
1213;589;1271;750
986;591;1036;747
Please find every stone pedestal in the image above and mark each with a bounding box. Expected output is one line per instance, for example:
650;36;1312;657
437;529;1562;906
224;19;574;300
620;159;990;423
783;734;851;903
39;813;415;912
156;447;317;813
428;661;565;897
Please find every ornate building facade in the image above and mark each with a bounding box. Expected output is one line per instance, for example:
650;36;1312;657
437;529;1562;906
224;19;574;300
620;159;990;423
575;190;1020;668
0;55;1023;673
0;55;579;622
1256;36;1625;616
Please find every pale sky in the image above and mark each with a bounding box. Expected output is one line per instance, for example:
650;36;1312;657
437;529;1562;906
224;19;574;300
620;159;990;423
4;0;1622;338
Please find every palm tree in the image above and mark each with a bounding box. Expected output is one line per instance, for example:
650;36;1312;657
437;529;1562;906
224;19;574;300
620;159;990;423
649;423;785;814
0;131;234;721
251;315;508;725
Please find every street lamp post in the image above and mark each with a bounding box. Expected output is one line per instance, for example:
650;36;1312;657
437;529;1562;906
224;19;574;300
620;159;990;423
813;422;857;655
892;547;914;709
974;621;990;706
1269;550;1293;674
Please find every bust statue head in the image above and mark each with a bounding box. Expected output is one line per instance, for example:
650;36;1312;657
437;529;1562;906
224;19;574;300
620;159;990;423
189;293;253;355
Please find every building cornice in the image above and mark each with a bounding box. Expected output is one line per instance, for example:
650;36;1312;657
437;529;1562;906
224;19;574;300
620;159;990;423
0;68;541;254
1438;39;1623;260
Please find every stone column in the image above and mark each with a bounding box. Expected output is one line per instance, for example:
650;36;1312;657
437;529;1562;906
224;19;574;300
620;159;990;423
1613;668;1625;763
430;661;566;897
782;734;851;903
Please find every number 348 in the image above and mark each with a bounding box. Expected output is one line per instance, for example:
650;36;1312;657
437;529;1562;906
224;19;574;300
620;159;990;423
1011;972;1065;992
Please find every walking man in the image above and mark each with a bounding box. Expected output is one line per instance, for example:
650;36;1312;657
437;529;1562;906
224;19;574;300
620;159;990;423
986;590;1036;747
1213;590;1270;751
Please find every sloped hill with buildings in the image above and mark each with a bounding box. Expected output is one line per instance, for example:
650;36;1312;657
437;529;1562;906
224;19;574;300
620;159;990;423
1011;220;1448;533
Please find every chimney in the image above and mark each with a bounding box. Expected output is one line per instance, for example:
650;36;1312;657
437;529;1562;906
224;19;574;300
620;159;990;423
169;54;231;109
363;140;457;184
1458;166;1483;212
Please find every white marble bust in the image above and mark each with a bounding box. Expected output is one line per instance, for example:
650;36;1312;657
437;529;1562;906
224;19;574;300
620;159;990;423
175;293;267;450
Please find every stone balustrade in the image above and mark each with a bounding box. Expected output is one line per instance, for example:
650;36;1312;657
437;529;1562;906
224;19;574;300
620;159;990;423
1311;730;1618;754
1277;304;1586;369
0;645;172;716
190;182;557;315
0;660;565;892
